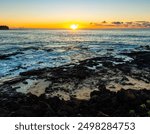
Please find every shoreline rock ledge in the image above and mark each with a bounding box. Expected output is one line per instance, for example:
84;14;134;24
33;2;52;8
0;25;9;30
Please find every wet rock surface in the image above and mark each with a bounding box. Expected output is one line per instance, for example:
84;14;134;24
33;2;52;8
0;52;24;60
0;49;150;117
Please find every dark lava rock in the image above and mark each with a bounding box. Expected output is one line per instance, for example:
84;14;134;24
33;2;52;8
0;108;9;117
139;45;150;50
0;50;150;117
20;69;46;76
97;111;109;117
0;52;23;60
117;89;136;102
128;110;136;117
146;100;150;108
123;51;150;67
32;101;55;116
10;107;36;117
0;84;150;117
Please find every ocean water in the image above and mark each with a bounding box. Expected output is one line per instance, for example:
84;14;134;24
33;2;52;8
0;29;150;79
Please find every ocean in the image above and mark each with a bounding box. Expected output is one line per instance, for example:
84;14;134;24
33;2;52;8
0;29;150;79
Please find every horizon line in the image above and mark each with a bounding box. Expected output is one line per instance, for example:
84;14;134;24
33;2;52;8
9;27;150;30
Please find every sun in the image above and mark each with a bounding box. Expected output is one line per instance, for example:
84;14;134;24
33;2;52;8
70;24;78;30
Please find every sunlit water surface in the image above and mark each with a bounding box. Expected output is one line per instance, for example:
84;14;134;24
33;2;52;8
0;29;150;79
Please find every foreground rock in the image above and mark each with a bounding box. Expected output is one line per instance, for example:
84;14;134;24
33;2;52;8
0;49;150;117
0;86;150;117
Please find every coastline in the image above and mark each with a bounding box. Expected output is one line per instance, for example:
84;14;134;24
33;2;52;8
0;46;150;117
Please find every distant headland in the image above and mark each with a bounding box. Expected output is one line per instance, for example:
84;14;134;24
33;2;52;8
0;25;9;30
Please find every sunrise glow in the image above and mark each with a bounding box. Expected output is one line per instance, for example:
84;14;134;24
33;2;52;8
70;24;78;30
0;0;150;29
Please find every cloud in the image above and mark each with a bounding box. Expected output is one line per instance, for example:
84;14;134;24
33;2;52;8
90;21;107;26
126;22;133;24
112;21;124;25
124;21;150;28
137;21;150;27
102;21;107;24
90;21;150;28
90;22;103;26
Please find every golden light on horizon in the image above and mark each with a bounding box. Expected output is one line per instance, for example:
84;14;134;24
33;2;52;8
70;24;78;30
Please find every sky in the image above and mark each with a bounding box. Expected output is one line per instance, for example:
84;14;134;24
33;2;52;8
0;0;150;29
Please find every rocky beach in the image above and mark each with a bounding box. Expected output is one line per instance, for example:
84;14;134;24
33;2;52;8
0;45;150;117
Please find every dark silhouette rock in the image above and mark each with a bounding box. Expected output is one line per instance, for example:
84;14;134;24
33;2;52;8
0;25;9;30
117;89;136;102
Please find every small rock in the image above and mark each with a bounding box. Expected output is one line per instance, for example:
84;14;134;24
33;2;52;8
0;108;9;117
23;81;28;84
147;111;150;117
90;91;100;98
98;84;107;91
146;100;150;108
97;111;109;117
140;104;146;109
117;89;136;102
129;110;136;116
138;104;148;116
10;108;35;117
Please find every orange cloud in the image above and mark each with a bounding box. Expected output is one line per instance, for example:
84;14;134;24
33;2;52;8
90;21;150;29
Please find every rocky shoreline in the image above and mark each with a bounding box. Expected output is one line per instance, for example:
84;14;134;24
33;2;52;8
0;46;150;117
